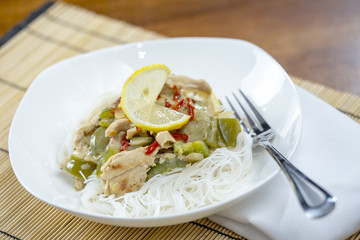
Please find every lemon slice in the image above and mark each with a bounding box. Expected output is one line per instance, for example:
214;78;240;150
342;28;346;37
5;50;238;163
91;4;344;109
210;92;222;113
120;64;191;132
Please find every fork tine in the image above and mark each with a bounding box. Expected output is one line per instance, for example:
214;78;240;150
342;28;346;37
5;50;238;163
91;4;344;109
224;96;251;134
224;96;241;119
230;93;262;134
238;89;271;131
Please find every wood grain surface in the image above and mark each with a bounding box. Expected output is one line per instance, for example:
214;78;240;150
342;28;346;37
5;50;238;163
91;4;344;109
1;0;360;95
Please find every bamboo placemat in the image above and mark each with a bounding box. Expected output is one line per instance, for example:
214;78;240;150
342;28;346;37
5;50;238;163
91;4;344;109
0;2;359;239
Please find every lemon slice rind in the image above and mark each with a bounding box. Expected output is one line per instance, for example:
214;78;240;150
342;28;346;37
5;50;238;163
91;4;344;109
120;64;191;132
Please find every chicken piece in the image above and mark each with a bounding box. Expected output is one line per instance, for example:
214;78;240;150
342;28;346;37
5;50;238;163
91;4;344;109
104;165;148;195
100;147;159;195
74;177;85;191
157;153;177;164
108;131;125;150
105;118;132;137
58;156;70;170
155;131;176;148
167;74;212;94
126;127;147;140
72;115;100;159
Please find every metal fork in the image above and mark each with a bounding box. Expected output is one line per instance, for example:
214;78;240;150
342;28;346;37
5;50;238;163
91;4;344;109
225;89;336;218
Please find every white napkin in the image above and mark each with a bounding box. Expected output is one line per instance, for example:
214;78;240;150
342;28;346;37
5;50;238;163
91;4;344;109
209;86;360;240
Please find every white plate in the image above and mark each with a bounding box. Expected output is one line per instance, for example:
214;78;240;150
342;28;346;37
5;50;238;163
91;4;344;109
9;37;301;227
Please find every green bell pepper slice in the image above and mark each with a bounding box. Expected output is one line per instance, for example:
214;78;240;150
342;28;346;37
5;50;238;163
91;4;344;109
147;157;188;179
205;117;219;147
96;148;119;176
129;136;154;146
66;155;97;179
217;118;241;147
99;107;115;119
90;127;110;157
174;140;209;157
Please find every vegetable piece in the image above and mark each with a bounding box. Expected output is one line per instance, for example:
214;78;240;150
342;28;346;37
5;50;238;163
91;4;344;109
129;136;154;146
170;132;189;142
147;157;188;179
120;139;130;151
205;117;218;147
90;127;110;157
99;118;114;128
174;140;209;157
145;141;160;155
96;148;119;176
217;118;241;147
184;152;204;163
66;155;97;179
99;107;115;119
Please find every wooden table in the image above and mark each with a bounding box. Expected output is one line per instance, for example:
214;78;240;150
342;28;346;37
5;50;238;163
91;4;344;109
1;0;360;95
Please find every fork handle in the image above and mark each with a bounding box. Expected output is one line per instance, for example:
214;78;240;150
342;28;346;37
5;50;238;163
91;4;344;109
260;140;336;218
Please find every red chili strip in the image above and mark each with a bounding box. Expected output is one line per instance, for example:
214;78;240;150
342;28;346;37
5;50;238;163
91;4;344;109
120;140;130;151
120;132;130;151
173;85;181;102
157;94;161;100
114;96;121;106
164;99;172;108
173;99;187;110
145;141;159;155
187;98;195;121
171;133;189;142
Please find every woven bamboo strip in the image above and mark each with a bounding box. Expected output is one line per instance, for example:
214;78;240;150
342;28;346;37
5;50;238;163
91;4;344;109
168;223;196;239
2;189;38;221
0;19;78;87
179;223;205;239
201;218;243;239
22;209;69;239
107;227;130;239
91;225;115;239
64;218;100;239
0;33;78;88
128;227;152;240
89;224;115;239
30;12;111;51
0;27;47;74
142;227;166;240
0;87;24;148
8;202;49;237
145;225;176;240
201;221;226;240
0;13;79;87
31;213;72;239
1;190;28;220
197;218;233;240
0;153;9;171
148;226;186;240
43;216;75;239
